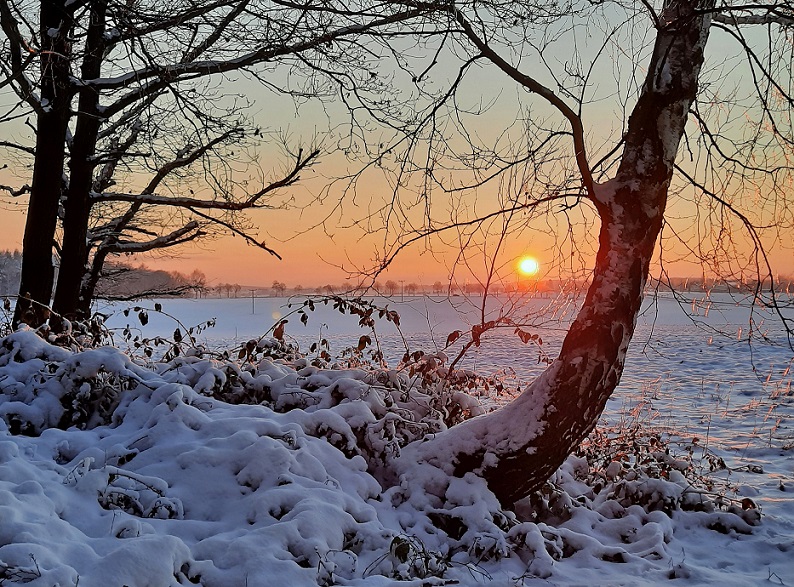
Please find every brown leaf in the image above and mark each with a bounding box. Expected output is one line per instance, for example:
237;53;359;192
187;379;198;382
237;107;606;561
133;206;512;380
357;335;371;351
446;330;462;347
741;498;757;510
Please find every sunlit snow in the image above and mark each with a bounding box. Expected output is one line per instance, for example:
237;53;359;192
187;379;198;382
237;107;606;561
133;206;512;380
1;293;791;586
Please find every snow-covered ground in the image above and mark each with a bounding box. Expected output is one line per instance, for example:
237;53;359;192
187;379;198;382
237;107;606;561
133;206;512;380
1;293;792;586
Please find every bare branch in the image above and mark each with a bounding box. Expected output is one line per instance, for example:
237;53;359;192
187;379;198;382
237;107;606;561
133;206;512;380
98;221;203;254
0;183;31;197
94;285;198;302
0;0;39;109
370;193;574;279
96;7;432;118
445;5;595;199
182;0;251;63
0;140;35;157
94;147;319;212
188;207;282;258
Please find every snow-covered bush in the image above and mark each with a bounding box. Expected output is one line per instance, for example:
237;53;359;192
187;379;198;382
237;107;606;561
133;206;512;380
0;329;770;586
0;329;146;434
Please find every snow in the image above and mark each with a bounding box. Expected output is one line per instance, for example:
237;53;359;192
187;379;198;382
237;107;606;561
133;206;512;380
1;294;793;586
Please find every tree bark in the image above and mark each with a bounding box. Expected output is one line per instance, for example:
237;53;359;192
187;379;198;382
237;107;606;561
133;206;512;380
52;0;107;327
398;0;716;506
13;0;73;327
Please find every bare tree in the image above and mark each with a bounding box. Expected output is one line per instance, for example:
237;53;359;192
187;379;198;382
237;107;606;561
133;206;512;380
93;264;201;301
2;0;791;510
0;250;22;295
0;0;429;327
340;0;793;505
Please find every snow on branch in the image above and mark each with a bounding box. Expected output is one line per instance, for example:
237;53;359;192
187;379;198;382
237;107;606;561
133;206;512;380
98;221;203;254
712;5;794;27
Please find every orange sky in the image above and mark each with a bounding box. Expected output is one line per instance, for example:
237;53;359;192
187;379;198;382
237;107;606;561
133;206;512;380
1;24;792;290
2;111;792;289
1;183;790;289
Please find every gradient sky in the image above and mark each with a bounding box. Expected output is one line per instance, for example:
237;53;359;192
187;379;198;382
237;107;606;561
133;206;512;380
1;171;790;290
1;13;792;290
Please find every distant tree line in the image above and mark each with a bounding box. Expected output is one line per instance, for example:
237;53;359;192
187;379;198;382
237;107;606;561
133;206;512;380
96;265;207;300
0;251;22;296
0;251;206;300
251;277;794;299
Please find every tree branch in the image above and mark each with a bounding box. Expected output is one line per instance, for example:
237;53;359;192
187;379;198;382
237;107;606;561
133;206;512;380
182;0;251;63
445;5;595;199
95;7;431;118
0;0;39;110
95;284;199;302
188;207;282;259
712;5;794;27
98;221;203;254
0;183;30;197
370;193;575;278
0;140;36;157
94;147;320;210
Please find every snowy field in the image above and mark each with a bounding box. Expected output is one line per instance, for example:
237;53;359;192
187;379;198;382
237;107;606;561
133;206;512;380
0;293;792;586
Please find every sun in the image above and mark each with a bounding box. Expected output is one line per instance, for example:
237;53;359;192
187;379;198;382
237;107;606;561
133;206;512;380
518;256;540;276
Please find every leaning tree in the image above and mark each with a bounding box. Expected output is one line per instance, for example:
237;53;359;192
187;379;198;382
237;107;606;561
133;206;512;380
0;0;430;327
1;0;791;508
332;0;793;505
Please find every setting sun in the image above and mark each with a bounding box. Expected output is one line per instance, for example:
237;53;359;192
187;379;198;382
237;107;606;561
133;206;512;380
518;256;540;276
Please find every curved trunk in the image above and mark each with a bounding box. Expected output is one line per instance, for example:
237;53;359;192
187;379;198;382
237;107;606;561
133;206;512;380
398;0;715;506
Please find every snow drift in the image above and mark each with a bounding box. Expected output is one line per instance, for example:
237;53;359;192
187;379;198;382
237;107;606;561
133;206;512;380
0;329;788;586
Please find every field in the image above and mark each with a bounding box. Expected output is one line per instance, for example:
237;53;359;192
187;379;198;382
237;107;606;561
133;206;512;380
0;292;791;586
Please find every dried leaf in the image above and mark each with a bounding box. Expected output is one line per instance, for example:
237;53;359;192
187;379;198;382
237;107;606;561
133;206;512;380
273;320;287;341
446;330;462;347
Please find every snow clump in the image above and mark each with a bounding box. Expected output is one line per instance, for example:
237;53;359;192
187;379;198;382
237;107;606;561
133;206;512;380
0;329;770;586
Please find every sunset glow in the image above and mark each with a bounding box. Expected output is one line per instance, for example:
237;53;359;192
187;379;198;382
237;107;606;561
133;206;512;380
518;256;540;276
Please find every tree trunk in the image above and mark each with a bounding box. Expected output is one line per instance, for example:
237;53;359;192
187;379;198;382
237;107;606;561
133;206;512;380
77;246;110;316
398;0;715;506
13;1;73;327
52;0;107;327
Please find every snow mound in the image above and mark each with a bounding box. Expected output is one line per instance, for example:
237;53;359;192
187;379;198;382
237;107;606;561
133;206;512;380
0;330;778;586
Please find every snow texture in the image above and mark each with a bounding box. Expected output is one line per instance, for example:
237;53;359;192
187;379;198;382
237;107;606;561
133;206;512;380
1;315;792;586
